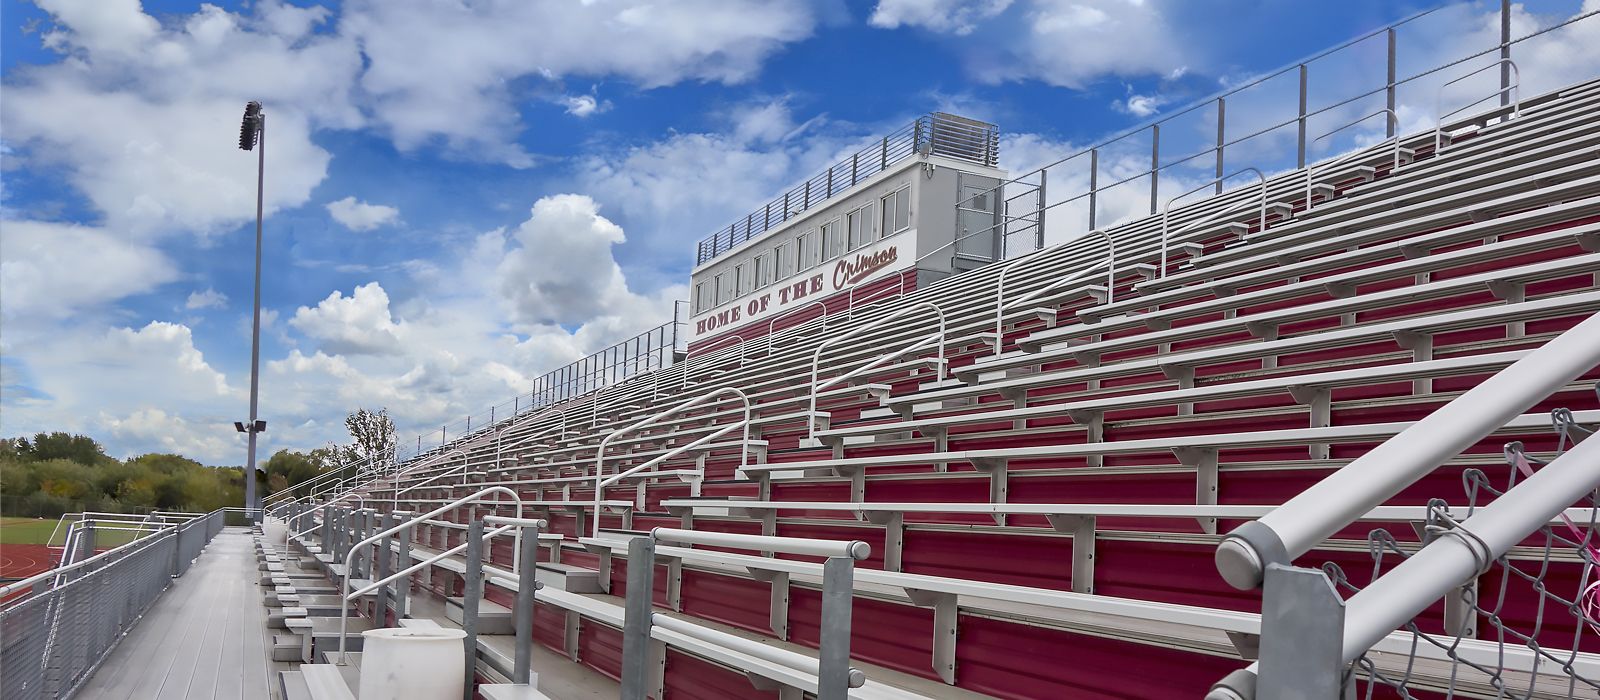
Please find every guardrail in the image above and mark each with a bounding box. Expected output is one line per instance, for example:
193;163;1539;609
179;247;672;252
1208;311;1600;697
0;509;225;699
960;3;1597;260
620;528;871;700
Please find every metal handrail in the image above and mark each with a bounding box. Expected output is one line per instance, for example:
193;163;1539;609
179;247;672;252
1159;168;1267;278
807;302;946;439
337;486;523;662
1214;310;1600;591
591;387;752;537
1208;431;1600;699
1306;109;1402;213
992;259;1110;358
343;519;545;600
395;449;469;496
264;453;386;506
682;335;746;388
0;509;223;599
1435;58;1522;153
766;300;829;357
847;271;908;320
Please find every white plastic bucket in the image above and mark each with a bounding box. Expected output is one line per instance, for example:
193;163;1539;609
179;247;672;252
358;627;466;700
262;520;288;548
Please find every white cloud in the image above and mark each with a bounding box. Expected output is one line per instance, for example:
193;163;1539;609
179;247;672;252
0;320;245;462
102;408;241;464
1005;0;1187;88
1116;92;1168;117
185;288;229;310
576;100;877;272
493;194;682;329
340;0;819;165
326;196;401;231
559;94;612;118
0;219;178;321
869;0;1012;35
3;1;362;237
289;282;405;355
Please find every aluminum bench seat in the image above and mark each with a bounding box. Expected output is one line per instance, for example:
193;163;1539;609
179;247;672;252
820;350;1530;443
297;664;356;700
1069;223;1599;332
736;407;1600;489
1016;252;1600;355
905;290;1600;415
1134;168;1600;297
576;529;1600;691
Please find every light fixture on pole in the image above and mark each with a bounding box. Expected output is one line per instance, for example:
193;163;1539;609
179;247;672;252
238;100;266;522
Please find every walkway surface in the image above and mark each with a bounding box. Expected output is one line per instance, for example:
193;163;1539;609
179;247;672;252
79;527;277;699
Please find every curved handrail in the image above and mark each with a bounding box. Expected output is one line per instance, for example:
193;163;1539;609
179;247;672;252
682;334;746;388
1305;109;1401;213
1434;58;1520;153
1213;310;1600;592
1159;168;1266;278
592;387;752;536
395;448;469;496
808;302;946;439
847;271;908;320
992;253;1110;358
766;300;829;357
338;486;523;662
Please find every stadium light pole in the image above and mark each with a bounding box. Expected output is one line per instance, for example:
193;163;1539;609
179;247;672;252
237;101;266;523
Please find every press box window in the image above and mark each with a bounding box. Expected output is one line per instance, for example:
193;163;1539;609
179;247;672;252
715;273;732;304
799;231;820;269
736;261;753;295
775;242;795;279
822;220;845;260
847;203;874;250
754;252;773;289
881;187;910;235
694;282;711;313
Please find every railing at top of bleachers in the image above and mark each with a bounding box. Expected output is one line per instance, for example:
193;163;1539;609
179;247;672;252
391;301;686;467
695;112;1000;266
962;2;1598;261
1207;311;1600;698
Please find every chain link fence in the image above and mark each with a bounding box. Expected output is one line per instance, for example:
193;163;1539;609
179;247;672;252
1330;390;1600;698
0;510;224;699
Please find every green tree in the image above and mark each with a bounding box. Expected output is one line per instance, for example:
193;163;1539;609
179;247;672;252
17;432;112;466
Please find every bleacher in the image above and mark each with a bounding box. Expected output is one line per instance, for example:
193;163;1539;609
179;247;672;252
264;74;1600;699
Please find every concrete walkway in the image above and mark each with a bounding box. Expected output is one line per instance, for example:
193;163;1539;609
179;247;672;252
79;527;278;699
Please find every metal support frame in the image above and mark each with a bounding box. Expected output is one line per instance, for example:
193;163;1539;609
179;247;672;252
621;529;871;699
462;519;484;700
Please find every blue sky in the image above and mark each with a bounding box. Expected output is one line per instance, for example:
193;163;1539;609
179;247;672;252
3;0;1596;464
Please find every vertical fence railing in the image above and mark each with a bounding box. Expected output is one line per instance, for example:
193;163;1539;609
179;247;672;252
0;510;225;700
393;307;687;467
956;2;1597;262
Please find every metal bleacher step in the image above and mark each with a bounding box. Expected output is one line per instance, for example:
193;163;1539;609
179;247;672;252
294;663;356;700
446;596;514;634
536;562;602;593
480;683;554;700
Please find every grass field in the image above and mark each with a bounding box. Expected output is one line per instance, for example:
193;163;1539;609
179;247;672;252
0;516;145;547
